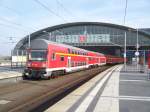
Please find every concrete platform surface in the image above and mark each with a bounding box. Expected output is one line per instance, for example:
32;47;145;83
0;66;23;80
45;65;122;112
45;64;150;112
119;65;150;112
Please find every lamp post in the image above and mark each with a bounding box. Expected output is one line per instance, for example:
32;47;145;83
123;0;128;71
124;32;127;70
136;28;139;70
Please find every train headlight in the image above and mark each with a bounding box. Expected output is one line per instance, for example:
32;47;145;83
42;63;46;67
25;72;29;76
27;63;31;67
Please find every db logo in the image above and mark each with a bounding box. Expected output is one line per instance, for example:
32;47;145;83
79;35;86;42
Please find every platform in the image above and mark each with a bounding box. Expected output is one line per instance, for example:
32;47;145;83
45;64;150;112
0;66;23;80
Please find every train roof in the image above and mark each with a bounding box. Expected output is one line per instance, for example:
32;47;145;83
30;39;105;56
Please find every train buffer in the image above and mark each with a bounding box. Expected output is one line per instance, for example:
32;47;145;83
45;64;150;112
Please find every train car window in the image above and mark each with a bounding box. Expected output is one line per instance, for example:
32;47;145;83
78;62;80;66
60;56;64;61
82;62;84;66
76;51;78;54
79;62;81;66
71;61;74;67
75;51;77;54
75;62;78;66
68;49;70;54
89;57;91;61
76;62;78;66
72;50;74;54
52;53;56;60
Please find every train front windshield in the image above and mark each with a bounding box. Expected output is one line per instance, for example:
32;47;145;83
29;50;47;61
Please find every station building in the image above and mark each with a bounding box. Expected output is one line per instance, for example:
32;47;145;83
13;22;150;64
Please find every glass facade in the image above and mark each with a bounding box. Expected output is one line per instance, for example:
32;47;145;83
55;34;110;44
14;23;150;51
40;25;150;47
12;23;150;66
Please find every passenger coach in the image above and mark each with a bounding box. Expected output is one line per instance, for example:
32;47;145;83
23;39;106;79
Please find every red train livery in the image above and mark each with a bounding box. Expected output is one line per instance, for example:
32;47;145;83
23;39;123;79
105;55;124;64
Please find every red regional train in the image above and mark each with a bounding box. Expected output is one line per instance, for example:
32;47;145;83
105;55;124;64
23;39;124;79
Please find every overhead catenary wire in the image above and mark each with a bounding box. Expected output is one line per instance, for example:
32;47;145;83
0;17;37;31
33;0;67;22
0;5;21;16
56;0;76;19
0;22;33;33
0;4;39;31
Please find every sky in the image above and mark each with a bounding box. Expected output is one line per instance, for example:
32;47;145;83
0;0;150;56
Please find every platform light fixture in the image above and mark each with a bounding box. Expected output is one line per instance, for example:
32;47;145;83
42;30;52;41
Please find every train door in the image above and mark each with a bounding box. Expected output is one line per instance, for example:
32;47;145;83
67;57;71;68
86;57;89;68
86;57;88;64
99;58;100;65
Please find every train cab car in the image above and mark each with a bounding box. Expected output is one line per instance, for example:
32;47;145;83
23;39;107;79
105;55;124;64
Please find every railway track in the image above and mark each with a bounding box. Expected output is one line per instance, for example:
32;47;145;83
0;65;112;112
